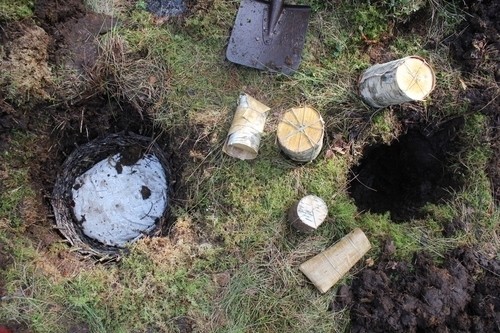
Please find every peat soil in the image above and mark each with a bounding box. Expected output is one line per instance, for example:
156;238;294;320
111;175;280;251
333;243;500;333
449;0;500;205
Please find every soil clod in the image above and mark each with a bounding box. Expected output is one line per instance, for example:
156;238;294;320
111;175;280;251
333;246;500;333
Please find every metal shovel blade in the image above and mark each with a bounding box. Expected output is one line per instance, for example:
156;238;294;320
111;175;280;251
226;0;310;75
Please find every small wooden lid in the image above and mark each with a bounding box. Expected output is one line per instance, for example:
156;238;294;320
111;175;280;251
396;57;435;101
277;106;324;160
290;195;328;232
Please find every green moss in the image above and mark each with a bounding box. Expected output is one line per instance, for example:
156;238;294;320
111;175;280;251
370;110;399;143
358;213;418;259
390;36;428;57
0;132;35;229
352;4;389;41
0;0;33;21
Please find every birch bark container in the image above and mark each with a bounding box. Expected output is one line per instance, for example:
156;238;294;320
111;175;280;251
223;93;270;160
299;228;371;293
277;106;324;162
288;195;328;232
359;56;435;108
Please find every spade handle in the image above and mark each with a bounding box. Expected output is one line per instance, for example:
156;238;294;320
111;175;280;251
268;0;284;36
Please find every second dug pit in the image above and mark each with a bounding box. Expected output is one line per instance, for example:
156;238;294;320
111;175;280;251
348;118;465;221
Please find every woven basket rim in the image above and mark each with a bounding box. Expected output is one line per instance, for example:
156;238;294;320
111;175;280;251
51;132;170;260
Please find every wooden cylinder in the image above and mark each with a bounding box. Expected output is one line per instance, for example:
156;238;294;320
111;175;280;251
277;106;324;162
223;93;270;160
288;195;328;232
299;228;371;293
359;56;435;108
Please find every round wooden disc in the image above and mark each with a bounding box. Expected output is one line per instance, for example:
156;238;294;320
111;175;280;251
396;57;435;101
294;195;328;231
277;106;324;158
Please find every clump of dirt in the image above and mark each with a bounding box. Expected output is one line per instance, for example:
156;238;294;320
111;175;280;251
35;0;169;116
0;22;53;104
348;118;464;221
35;0;119;102
450;0;500;81
34;0;86;28
332;244;500;333
174;316;195;333
55;12;117;71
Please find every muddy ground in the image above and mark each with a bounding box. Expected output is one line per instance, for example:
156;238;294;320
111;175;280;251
449;0;500;205
333;244;500;333
0;0;499;332
341;0;500;331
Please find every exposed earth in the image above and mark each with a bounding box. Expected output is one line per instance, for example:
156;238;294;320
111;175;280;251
341;0;500;331
0;0;498;332
449;0;500;205
332;243;500;333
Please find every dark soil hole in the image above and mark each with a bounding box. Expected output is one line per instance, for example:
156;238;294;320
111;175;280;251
174;316;195;333
348;118;465;221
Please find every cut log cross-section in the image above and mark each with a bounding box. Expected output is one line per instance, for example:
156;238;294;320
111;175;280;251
359;56;435;108
288;195;328;232
277;106;324;162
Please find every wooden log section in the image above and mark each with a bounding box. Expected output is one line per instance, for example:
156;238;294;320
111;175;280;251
223;93;270;160
359;56;435;108
277;106;324;162
299;228;371;293
288;195;328;232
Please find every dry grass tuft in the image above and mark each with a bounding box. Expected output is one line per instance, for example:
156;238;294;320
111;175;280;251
132;216;200;268
84;0;130;16
55;31;170;117
0;23;53;105
89;33;170;117
114;57;170;116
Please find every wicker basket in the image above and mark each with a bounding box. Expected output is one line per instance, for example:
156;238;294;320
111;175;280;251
51;132;170;260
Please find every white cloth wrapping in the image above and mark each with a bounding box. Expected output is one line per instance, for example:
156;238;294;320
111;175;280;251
72;153;168;247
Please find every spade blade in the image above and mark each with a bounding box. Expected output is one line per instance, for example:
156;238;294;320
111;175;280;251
226;0;310;75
